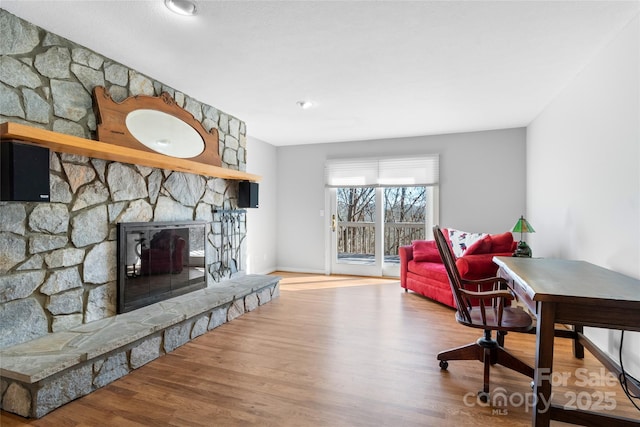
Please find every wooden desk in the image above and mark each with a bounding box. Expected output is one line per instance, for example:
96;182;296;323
493;257;640;427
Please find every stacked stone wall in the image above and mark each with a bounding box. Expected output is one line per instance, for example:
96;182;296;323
0;9;249;350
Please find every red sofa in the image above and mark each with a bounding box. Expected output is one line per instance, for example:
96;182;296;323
399;229;516;308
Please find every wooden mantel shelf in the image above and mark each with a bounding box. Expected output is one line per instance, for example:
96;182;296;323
0;122;261;182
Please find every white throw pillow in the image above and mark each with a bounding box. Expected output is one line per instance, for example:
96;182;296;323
447;228;488;258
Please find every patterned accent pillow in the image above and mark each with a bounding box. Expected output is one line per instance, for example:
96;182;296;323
447;228;488;258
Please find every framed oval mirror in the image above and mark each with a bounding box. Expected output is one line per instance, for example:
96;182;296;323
125;109;205;158
93;86;221;167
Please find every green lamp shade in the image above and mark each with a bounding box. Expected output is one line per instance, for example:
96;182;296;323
512;216;535;233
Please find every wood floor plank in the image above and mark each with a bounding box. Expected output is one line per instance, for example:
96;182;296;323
2;272;639;426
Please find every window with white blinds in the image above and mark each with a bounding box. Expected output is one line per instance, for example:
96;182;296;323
324;155;439;188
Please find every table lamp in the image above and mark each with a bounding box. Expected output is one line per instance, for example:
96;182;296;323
512;215;535;257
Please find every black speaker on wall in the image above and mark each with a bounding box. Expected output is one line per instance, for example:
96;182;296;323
238;181;259;208
1;140;50;202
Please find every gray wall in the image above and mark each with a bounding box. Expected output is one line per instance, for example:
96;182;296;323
245;136;278;275
273;128;526;273
527;15;640;377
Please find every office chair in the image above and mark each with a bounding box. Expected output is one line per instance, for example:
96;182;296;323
433;225;534;401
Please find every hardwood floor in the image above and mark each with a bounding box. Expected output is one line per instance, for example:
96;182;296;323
2;272;639;426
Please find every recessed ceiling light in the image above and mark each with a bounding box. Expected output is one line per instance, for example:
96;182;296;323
296;100;313;110
165;0;197;16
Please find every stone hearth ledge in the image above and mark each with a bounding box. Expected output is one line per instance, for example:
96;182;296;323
0;274;280;418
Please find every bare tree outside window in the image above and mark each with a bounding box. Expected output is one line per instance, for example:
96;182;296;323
337;188;376;222
336;187;426;262
384;187;426;258
336;188;376;258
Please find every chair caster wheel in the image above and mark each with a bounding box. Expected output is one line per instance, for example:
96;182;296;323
439;360;448;370
478;391;489;403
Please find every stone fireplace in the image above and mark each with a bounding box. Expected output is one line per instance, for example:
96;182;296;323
0;10;280;419
0;140;250;349
0;9;253;350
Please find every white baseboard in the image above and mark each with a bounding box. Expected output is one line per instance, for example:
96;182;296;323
275;266;329;275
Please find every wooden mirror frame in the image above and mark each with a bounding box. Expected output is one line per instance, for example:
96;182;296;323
93;86;221;167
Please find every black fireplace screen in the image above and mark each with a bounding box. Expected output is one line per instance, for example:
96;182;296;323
117;221;207;313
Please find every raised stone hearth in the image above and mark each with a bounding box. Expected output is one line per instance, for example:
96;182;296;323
0;274;280;419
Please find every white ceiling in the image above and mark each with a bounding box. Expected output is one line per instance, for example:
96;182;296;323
2;1;639;146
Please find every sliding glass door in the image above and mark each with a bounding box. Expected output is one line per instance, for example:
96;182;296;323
329;186;436;277
325;155;439;277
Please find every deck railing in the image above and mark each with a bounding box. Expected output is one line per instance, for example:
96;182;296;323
337;221;425;256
